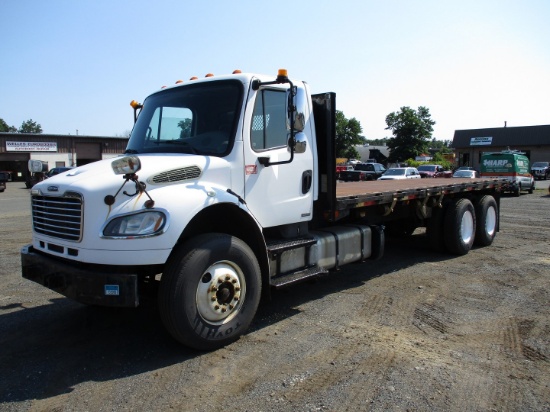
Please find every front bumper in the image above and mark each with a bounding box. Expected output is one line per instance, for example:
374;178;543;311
21;244;139;307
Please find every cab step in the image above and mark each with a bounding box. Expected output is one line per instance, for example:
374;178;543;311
266;237;317;256
270;265;329;289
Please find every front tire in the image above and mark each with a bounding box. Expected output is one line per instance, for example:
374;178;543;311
444;198;476;255
159;233;261;350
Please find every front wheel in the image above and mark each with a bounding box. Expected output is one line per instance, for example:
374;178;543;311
159;233;261;350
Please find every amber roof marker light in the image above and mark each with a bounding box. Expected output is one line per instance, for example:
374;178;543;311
130;100;143;124
276;68;289;82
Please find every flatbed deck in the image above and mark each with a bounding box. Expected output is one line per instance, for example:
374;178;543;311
335;178;502;210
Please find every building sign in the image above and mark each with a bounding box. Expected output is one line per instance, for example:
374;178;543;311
6;141;58;152
470;137;492;146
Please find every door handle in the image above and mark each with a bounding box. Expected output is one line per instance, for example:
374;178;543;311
302;170;312;194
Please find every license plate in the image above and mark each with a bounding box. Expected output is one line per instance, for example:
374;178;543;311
104;285;120;296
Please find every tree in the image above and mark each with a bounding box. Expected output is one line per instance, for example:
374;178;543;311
335;110;364;159
19;119;43;134
365;137;389;146
0;118;17;132
385;106;435;163
429;138;452;153
178;118;192;138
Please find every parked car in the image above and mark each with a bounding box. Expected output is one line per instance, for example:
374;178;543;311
45;167;73;178
338;162;386;181
417;164;452;178
452;170;480;178
0;171;7;192
336;165;354;180
378;167;421;180
530;161;550;180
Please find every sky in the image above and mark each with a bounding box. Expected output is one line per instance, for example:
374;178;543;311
1;0;549;141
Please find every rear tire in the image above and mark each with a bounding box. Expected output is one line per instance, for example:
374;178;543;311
444;198;476;255
474;195;498;246
159;233;261;350
426;204;446;252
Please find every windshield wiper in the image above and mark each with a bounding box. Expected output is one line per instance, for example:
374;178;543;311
165;140;199;154
125;149;139;154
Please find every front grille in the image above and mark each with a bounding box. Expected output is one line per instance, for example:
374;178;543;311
32;193;83;241
149;166;202;184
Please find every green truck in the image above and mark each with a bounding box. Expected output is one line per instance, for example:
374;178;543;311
480;150;535;196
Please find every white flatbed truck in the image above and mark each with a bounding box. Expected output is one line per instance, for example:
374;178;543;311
21;69;503;349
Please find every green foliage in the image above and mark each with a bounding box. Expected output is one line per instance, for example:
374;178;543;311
365;137;389;146
19;119;43;134
335;110;363;158
385;106;435;163
0;118;17;132
178;118;192;138
430;138;452;153
404;152;453;170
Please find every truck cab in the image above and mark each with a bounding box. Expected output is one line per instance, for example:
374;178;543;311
22;70;345;349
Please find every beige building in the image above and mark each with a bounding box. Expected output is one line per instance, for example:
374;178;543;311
0;133;128;181
452;125;550;170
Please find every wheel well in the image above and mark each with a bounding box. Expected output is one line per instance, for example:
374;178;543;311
175;203;269;293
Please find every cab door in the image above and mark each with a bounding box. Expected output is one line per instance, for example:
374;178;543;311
243;86;314;228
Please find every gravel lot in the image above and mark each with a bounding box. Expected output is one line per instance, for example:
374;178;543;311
1;181;549;411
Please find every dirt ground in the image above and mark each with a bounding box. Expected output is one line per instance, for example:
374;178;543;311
1;181;549;412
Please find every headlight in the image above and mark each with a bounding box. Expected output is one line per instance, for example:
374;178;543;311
103;211;166;238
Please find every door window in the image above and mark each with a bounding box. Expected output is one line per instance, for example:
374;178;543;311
251;90;288;151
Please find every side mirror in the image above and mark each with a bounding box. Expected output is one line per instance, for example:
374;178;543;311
293;132;307;154
293;87;306;132
286;86;306;132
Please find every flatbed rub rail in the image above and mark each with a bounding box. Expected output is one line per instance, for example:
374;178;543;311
335;178;503;209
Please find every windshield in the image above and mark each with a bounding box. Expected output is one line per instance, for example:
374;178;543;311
127;80;243;156
385;168;406;176
417;165;436;171
454;171;473;177
532;162;549;167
